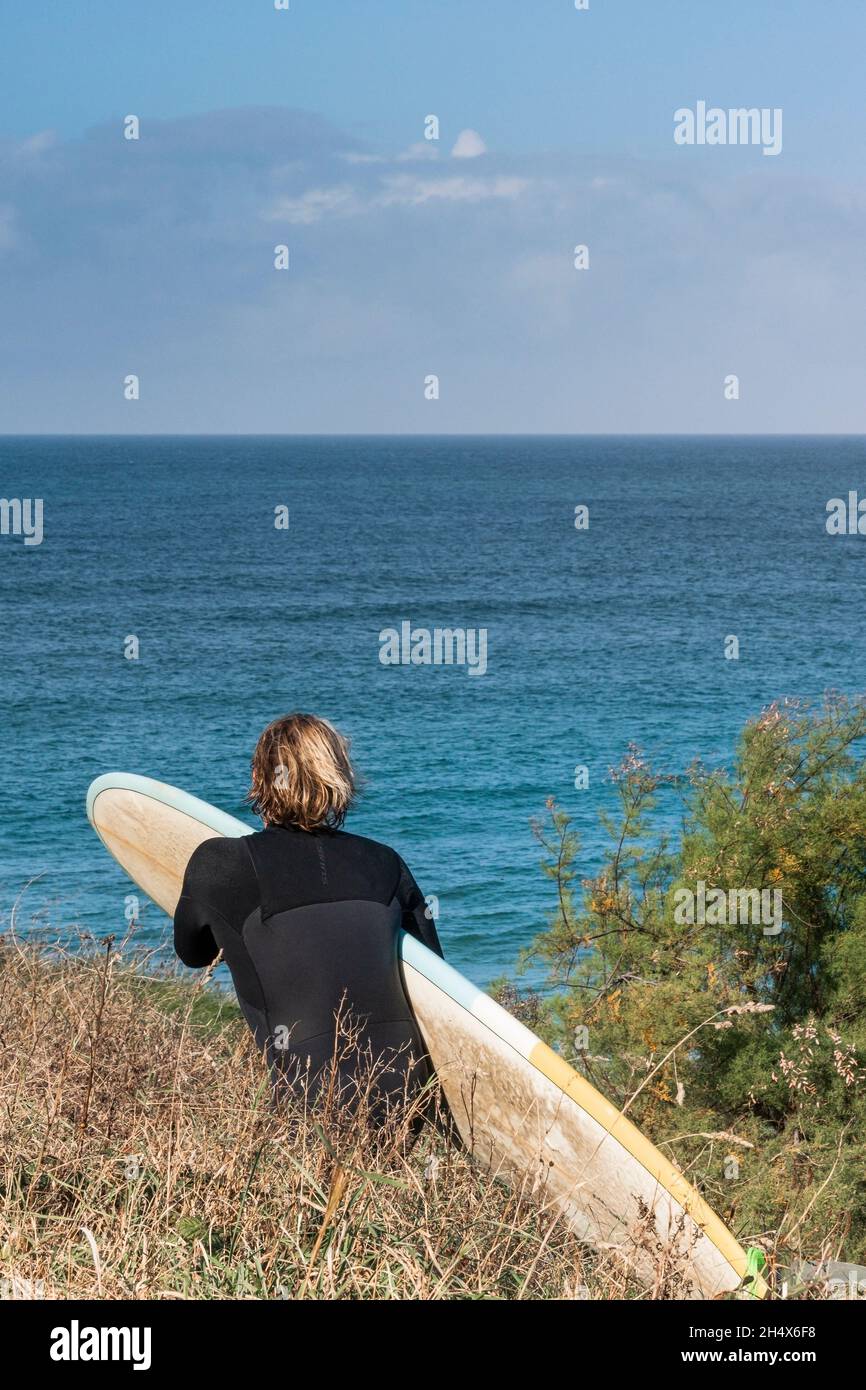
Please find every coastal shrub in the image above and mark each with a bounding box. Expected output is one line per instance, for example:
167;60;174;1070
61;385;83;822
522;695;866;1275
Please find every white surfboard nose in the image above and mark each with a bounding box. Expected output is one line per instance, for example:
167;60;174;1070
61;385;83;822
87;773;249;917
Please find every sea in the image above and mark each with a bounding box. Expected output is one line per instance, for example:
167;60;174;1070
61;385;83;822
2;435;865;987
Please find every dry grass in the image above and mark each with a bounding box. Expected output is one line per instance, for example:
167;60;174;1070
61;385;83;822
0;930;649;1300
0;929;828;1301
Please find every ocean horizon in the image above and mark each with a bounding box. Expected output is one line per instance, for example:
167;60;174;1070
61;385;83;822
2;433;865;987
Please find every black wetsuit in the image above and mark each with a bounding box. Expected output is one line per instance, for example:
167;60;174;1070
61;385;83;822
173;825;444;1116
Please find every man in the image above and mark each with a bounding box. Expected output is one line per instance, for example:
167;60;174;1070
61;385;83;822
174;712;443;1119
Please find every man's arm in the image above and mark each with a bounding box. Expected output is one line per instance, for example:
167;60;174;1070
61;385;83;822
395;855;445;958
173;838;227;968
173;891;220;968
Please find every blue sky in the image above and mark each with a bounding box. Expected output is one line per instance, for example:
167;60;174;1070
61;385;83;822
1;1;864;431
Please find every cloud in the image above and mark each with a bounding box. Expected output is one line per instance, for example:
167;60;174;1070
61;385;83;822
451;129;487;159
267;185;360;224
266;172;529;223
376;173;526;207
0;106;862;432
343;141;439;166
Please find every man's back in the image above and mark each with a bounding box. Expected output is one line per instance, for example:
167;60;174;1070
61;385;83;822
173;823;442;1108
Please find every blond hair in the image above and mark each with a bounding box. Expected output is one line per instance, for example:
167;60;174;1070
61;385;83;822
247;713;357;831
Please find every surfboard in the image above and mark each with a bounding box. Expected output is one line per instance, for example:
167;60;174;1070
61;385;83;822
86;771;765;1299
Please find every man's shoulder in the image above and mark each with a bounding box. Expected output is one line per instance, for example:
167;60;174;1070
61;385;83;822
186;834;253;872
333;827;402;871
